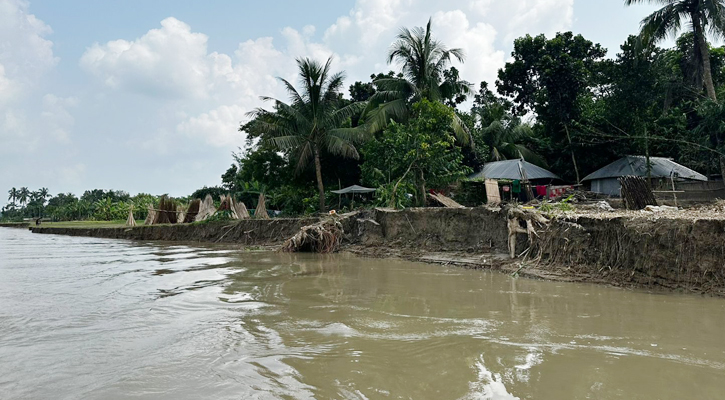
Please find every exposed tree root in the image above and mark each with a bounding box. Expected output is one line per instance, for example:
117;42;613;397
282;218;344;253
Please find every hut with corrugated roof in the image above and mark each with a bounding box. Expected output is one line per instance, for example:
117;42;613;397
582;156;707;196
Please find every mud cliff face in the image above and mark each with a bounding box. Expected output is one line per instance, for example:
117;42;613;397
532;216;725;293
347;207;511;252
346;208;725;295
29;207;725;295
31;218;320;245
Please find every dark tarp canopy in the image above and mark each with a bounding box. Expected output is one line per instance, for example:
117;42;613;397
468;159;561;181
331;185;377;194
582;156;707;182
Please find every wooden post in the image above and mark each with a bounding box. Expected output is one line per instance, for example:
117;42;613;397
670;173;678;208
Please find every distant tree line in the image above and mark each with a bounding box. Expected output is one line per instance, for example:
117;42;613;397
2;188;160;222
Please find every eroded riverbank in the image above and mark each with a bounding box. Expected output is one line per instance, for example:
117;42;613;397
29;206;725;296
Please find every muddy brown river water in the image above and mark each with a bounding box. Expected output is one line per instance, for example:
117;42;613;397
1;227;725;399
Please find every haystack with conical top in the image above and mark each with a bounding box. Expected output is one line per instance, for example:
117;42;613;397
126;207;136;227
153;196;177;224
183;199;201;223
255;193;269;219
195;194;215;222
144;204;156;225
176;204;187;224
233;199;250;219
218;195;232;212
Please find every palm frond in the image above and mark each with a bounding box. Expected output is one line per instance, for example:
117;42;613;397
323;134;360;159
451;113;472;146
364;98;411;133
328;126;371;144
294;142;314;174
268;134;305;151
639;3;686;44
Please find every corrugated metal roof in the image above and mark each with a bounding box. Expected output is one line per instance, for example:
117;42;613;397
468;159;561;181
582;156;707;182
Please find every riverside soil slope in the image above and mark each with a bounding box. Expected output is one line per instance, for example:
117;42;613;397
28;205;725;296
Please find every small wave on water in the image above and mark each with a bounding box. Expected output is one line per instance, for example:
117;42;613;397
2;228;725;399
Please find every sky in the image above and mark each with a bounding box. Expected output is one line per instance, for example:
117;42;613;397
0;0;661;206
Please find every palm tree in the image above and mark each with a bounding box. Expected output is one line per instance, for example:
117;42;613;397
366;18;472;140
625;0;725;100
7;187;18;206
248;57;367;212
18;187;29;207
471;82;544;165
38;188;50;205
480;118;544;165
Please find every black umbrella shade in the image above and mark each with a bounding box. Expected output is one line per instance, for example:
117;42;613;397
331;185;377;194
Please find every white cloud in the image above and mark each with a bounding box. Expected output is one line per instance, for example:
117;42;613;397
431;10;504;92
177;104;246;147
500;0;574;43
0;0;57;103
0;64;18;105
469;0;493;15
0;109;27;140
318;0;574;90
80;17;218;99
77;0;576;155
58;163;86;186
41;94;78;143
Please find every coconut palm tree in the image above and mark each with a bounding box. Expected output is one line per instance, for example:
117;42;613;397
365;18;472;141
625;0;725;100
18;187;29;207
248;57;367;212
480;118;544;165
7;187;18;206
38;187;50;205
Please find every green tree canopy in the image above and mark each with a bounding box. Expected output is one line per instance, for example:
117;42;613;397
361;99;470;207
497;32;607;182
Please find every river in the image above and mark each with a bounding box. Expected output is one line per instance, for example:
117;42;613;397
1;227;724;399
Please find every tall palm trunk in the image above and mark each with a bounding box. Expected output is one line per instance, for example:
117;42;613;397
693;13;717;101
313;144;326;212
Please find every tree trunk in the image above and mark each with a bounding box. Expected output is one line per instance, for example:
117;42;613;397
390;160;415;208
717;137;725;182
417;169;427;207
693;13;717;101
313;145;326;213
564;125;581;184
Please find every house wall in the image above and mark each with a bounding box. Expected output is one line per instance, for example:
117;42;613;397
654;179;725;202
590;178;621;197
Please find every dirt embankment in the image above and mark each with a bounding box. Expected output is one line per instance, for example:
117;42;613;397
341;207;725;296
343;207;510;251
29;207;725;295
0;223;30;228
31;218;319;245
531;215;725;294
